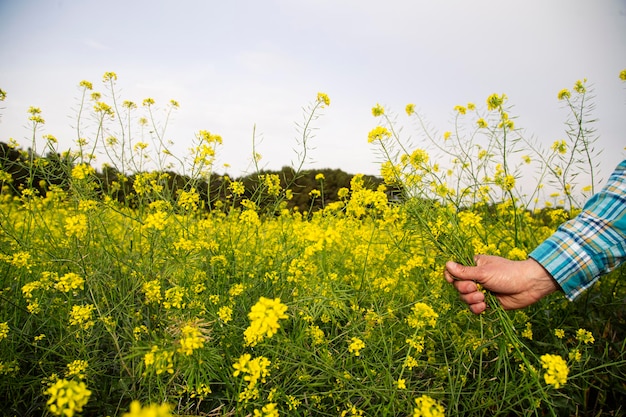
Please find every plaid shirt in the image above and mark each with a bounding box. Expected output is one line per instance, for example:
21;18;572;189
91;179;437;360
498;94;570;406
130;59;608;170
529;159;626;300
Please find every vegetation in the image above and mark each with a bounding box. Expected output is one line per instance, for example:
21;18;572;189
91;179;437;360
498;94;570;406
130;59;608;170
0;72;625;416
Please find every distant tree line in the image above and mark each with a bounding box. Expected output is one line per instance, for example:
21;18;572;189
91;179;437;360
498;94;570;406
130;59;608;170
0;141;388;213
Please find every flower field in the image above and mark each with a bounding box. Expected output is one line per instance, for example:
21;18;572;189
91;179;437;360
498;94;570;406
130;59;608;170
0;73;625;416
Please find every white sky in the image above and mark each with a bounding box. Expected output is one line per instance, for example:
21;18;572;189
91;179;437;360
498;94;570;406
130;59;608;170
1;0;625;180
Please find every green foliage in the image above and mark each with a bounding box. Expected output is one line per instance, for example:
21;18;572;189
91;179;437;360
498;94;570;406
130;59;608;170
0;72;624;416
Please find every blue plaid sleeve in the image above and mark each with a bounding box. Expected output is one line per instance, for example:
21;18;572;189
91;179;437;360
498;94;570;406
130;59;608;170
529;159;626;300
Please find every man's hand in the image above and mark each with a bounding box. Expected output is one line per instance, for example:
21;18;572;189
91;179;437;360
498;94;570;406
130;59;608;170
444;255;560;314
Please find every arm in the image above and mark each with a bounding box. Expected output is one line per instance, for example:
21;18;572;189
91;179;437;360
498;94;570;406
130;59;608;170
445;159;626;313
529;159;626;300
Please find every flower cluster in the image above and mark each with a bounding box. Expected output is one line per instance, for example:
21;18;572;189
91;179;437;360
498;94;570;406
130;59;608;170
243;297;288;347
45;378;92;417
540;354;569;389
413;395;445;417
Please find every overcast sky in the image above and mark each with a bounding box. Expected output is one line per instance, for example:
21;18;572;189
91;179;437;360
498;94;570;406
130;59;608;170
1;0;625;181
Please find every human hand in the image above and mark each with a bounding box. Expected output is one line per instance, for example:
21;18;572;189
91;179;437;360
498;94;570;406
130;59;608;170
444;254;560;314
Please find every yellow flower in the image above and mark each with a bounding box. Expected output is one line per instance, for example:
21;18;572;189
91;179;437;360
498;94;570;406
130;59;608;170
575;328;594;344
253;402;280;417
453;105;466;115
551;139;567;155
443;131;451;141
348;337;365;356
144;211;168;231
476;118;488;128
218;305;233;323
65;214;88;239
122;400;173;417
232;354;271;389
143;346;174;375
316;92;330;107
66;360;88;380
367;126;391;143
486;93;506;111
0;322;8;341
573;79;586;94
540;354;568;389
178;324;205;355
243;297;288;346
554;328;565;339
315;173;325;181
413;395;445;417
69;304;96;330
620;69;626;81
557;88;571;100
396;378;407;389
407;303;438;329
71;163;95;180
371;103;385;117
406;103;416;116
45;378;92;417
79;80;93;90
55;273;85;293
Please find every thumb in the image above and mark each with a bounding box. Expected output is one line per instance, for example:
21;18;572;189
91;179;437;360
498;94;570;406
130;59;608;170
445;260;482;282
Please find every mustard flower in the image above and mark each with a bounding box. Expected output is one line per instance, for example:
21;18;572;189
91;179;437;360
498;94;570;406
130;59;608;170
253;403;280;417
178;324;205;355
443;131;451;141
177;188;200;211
142;98;155;106
486;93;506;111
144;211;168;231
163;286;186;309
244;297;288;346
71;163;95;180
367;126;391;143
521;322;533;340
372;103;385;117
0;322;8;341
315;173;325;181
476;118;488;128
554;328;565;339
0;88;5;101
79;80;93;90
142;280;162;304
232;354;271;389
45;378;92;417
65;214;88;239
413;395;445;417
540;354;568;389
569;348;582;362
508;247;527;261
316;92;330;107
576;328;594;344
28;106;45;124
406;103;416;115
66;360;88;380
143;346;174;375
54;272;85;293
102;71;117;82
453;105;466;115
309;189;321;198
407;302;438;329
69;304;96;330
573;79;586;94
620;69;626;81
396;378;407;389
122;401;173;417
551;139;567;155
348;337;365;356
557;88;571;100
409;148;429;168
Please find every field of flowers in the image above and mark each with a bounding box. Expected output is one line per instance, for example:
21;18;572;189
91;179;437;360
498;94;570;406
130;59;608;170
0;73;625;416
